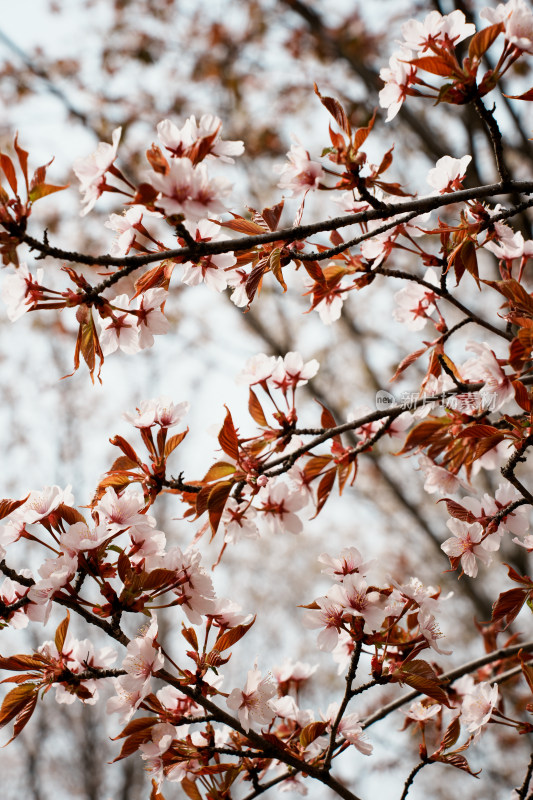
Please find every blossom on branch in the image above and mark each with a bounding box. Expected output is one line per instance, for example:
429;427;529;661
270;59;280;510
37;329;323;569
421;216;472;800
481;0;533;54
401;10;475;52
226;666;277;731
276;138;324;196
427;155;471;194
73;127;121;216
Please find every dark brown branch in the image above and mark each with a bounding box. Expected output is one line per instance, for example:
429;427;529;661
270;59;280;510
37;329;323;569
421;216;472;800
324;640;363;771
501;434;533;505
19;181;533;278
517;752;533;800
400;760;432;800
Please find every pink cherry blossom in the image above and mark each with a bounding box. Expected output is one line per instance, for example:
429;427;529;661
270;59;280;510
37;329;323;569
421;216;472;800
393;268;439;330
148;546;216;623
135;288;169;348
150;158;232;220
181;218;237;291
273;659;318;691
327;573;384;633
17;484;74;525
226;667;277;731
401;10;475;52
461;681;499;734
123;396;189;430
237;353;278;385
418;609;452;655
379;47;418;122
73;127;121;215
427;155;471;194
481;0;533;54
276;139;324;196
257;481;307;535
120;615;164;700
60;521;110;553
331;630;355;674
461;340;514;411
418;455;468;496
2;262;45;321
301;595;346;651
99;294;141;356
319;547;375;581
441;519;493;577
270;352;320;392
403;700;441;722
322;702;373;755
96;487;145;532
221;498;259;544
157;114;244;162
209;598;253;629
104;206;143;256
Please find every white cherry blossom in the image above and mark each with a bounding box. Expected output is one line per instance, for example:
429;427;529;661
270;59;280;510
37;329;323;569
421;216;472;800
73;127;121;215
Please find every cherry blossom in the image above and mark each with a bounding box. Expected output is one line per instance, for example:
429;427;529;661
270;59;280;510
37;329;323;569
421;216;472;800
60;521;110;553
2;262;45;321
322;703;373;755
318;547;374;580
481;0;533;54
331;630;355;674
461;681;499;735
99;294;141;356
461;341;514;411
209;598;253;629
123;396;189;430
147;546;216;623
379;47;418;122
418;455;468;496
73;127;121;215
181;218;237;291
393;268;439;330
441;519;494;577
157;114;244;162
15;484;74;526
257;481;307;535
104;206;144;256
401;10;475;52
273;659;318;693
327;573;384;633
136;288;170;348
270;352;320;393
96;487;145;532
418;609;452;655
149;158;232;220
276;138;324;196
427;155;471;194
119;615;164;698
237;353;278;385
221;498;260;544
226;666;277;731
403;700;441;722
302;595;346;651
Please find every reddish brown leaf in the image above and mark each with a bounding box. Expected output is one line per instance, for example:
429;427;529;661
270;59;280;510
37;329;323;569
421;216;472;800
261;201;284;232
54;612;70;654
218;407;239;461
0;495;29;521
219;214;266;235
312;468;336;518
410;55;455;76
469;23;503;60
352;109;377;151
0;153;17;194
300;721;328;747
181;778;203;800
207;480;234;537
164;430;189;458
182;626;199;652
248;388;268;427
202;461;237;484
314;83;351;136
491;587;531;628
214;617;256;652
440;715;461;751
